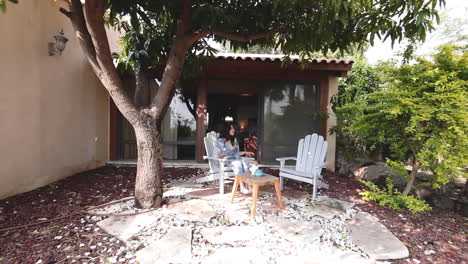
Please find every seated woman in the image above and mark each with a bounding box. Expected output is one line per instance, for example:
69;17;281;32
214;122;255;194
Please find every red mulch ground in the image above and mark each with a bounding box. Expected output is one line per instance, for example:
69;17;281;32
0;166;466;264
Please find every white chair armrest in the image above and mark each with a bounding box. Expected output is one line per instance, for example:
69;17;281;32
276;157;297;169
276;157;297;161
203;156;228;162
314;162;328;169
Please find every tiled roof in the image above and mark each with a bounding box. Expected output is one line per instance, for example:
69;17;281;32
215;53;353;65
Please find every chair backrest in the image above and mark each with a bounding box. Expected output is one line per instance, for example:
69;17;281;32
295;134;328;173
204;131;219;171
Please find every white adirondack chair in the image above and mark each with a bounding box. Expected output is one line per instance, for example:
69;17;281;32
276;134;329;200
195;131;235;194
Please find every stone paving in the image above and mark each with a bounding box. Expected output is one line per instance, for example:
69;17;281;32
94;178;408;264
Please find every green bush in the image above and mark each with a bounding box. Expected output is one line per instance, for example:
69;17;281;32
359;178;431;214
335;44;468;194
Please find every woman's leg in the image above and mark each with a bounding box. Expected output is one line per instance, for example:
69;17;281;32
229;159;251;194
239;158;252;194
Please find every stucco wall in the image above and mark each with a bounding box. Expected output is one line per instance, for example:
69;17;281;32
326;76;339;171
0;1;112;199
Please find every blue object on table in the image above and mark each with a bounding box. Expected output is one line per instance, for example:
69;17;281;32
254;169;263;177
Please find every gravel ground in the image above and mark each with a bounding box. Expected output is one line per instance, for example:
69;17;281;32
0;166;466;264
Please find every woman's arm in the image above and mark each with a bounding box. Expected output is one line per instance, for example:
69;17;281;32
240;151;255;157
215;138;226;158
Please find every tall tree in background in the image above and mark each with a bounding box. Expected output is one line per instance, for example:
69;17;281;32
2;0;445;208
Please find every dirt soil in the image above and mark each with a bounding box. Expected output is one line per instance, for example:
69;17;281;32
0;166;466;264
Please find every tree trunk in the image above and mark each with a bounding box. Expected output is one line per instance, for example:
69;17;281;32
134;72;150;108
402;160;420;196
134;122;164;208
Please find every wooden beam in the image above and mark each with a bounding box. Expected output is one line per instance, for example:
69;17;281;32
195;72;208;163
319;78;329;139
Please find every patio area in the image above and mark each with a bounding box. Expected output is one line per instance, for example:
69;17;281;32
0;166;466;264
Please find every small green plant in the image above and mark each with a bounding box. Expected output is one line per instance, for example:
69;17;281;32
359;178;431;214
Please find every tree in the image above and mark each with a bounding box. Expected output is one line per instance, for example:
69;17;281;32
336;45;467;195
3;0;445;208
331;58;386;163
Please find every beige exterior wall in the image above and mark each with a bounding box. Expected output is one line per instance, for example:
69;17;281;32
0;1;113;199
326;76;339;171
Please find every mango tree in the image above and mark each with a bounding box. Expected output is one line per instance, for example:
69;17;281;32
2;0;445;208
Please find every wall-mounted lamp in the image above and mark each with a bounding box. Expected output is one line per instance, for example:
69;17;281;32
48;30;68;56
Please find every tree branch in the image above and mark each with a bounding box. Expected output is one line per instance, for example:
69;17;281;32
151;0;193;120
211;28;281;42
59;7;71;18
76;0;140;124
134;71;151;109
65;1;100;71
187;28;281;47
183;97;197;120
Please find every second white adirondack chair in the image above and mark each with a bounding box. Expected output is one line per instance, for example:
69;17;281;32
276;134;329;200
195;131;235;194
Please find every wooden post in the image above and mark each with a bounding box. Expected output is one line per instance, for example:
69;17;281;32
319;77;329;139
196;72;207;163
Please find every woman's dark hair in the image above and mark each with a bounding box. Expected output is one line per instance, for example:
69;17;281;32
219;122;236;142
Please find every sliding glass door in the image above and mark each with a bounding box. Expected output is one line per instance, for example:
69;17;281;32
259;81;321;164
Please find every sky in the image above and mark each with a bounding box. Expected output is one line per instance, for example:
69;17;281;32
209;0;467;64
365;0;468;64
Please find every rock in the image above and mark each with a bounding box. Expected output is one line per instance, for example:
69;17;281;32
223;203;252;223
200;226;258;245
164;199;215;223
96;210;158;241
303;197;354;219
135;227;192;264
276;246;373;264
259;197;284;214
431;194;456;210
354;162;407;191
424;249;435;255
346;212;409;260
335;154;359;176
271;218;323;243
202;247;269;264
279;189;310;200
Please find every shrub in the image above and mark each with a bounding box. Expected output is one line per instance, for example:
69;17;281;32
336;45;468;195
359;178;432;214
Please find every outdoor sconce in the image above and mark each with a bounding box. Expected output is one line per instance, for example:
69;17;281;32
48;30;68;56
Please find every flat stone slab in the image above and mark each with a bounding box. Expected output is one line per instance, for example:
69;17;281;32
200;226;258;245
303;197;354;219
277;246;373;264
202;247;269;264
136;227;192;264
223;202;252;223
96;210;157;241
346;212;409;260
164;199;215;223
260;197;285;214
271;218;323;243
